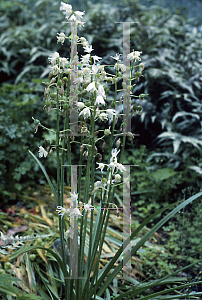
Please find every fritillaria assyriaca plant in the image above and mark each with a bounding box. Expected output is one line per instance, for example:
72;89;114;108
9;2;202;300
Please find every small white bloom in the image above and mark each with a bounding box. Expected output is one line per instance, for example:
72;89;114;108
83;45;94;53
50;65;59;75
127;51;142;61
48;52;59;66
83;203;94;212
95;95;105;105
98;84;106;98
86;81;97;93
70;207;83;217
111;53;122;61
69;192;78;202
117;63;126;72
94;181;102;188
110;148;120;162
91;65;98;75
115;174;121;182
104;128;111;135
59;57;68;69
74;10;85;19
77;102;85;110
79;107;91;119
80;37;87;44
81;126;88;134
97;162;105;172
106;109;116;121
57;32;66;44
91;55;102;63
39;146;48;158
56;206;68;218
116;163;126;172
60;2;72;17
99;112;108;121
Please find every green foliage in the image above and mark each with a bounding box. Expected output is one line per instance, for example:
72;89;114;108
0;81;47;202
0;0;67;83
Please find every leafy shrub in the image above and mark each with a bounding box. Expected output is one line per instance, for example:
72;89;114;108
0;81;47;203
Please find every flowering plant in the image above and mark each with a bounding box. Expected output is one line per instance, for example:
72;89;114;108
8;2;202;300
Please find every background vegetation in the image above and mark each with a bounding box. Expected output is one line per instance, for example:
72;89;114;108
0;0;202;296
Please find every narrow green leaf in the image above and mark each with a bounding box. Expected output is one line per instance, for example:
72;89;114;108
94;192;202;297
28;150;58;204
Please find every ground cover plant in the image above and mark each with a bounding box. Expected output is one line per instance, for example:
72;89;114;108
1;2;202;299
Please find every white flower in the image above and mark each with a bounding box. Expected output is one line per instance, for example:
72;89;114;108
127;51;142;61
56;206;68;218
98;84;106;98
106;109;116;121
83;45;94;53
70;207;83;217
94;181;102;188
81;54;90;65
116;163;126;172
83;203;94;212
86;81;97;93
80;37;87;44
74;10;85;19
60;2;72;18
77;102;85;110
57;32;66;44
59;57;68;69
69;192;78;202
91;55;102;63
115;63;126;72
110;148;120;163
115;174;121;182
79;107;91;119
91;65;98;75
39;146;48;158
97;162;105;172
50;65;59;75
95;95;105;105
99;112;108;121
111;53;122;61
48;52;59;66
108;162;125;173
104;128;111;135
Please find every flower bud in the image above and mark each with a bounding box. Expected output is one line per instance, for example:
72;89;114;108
45;99;51;107
102;142;106;152
49;148;53;156
116;139;121;149
94;146;98;155
63;77;68;83
45;87;50;96
80;144;84;154
127;132;133;141
60;87;64;96
84;151;88;159
115;174;121;182
50;77;56;84
57;79;63;87
70;131;74;141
